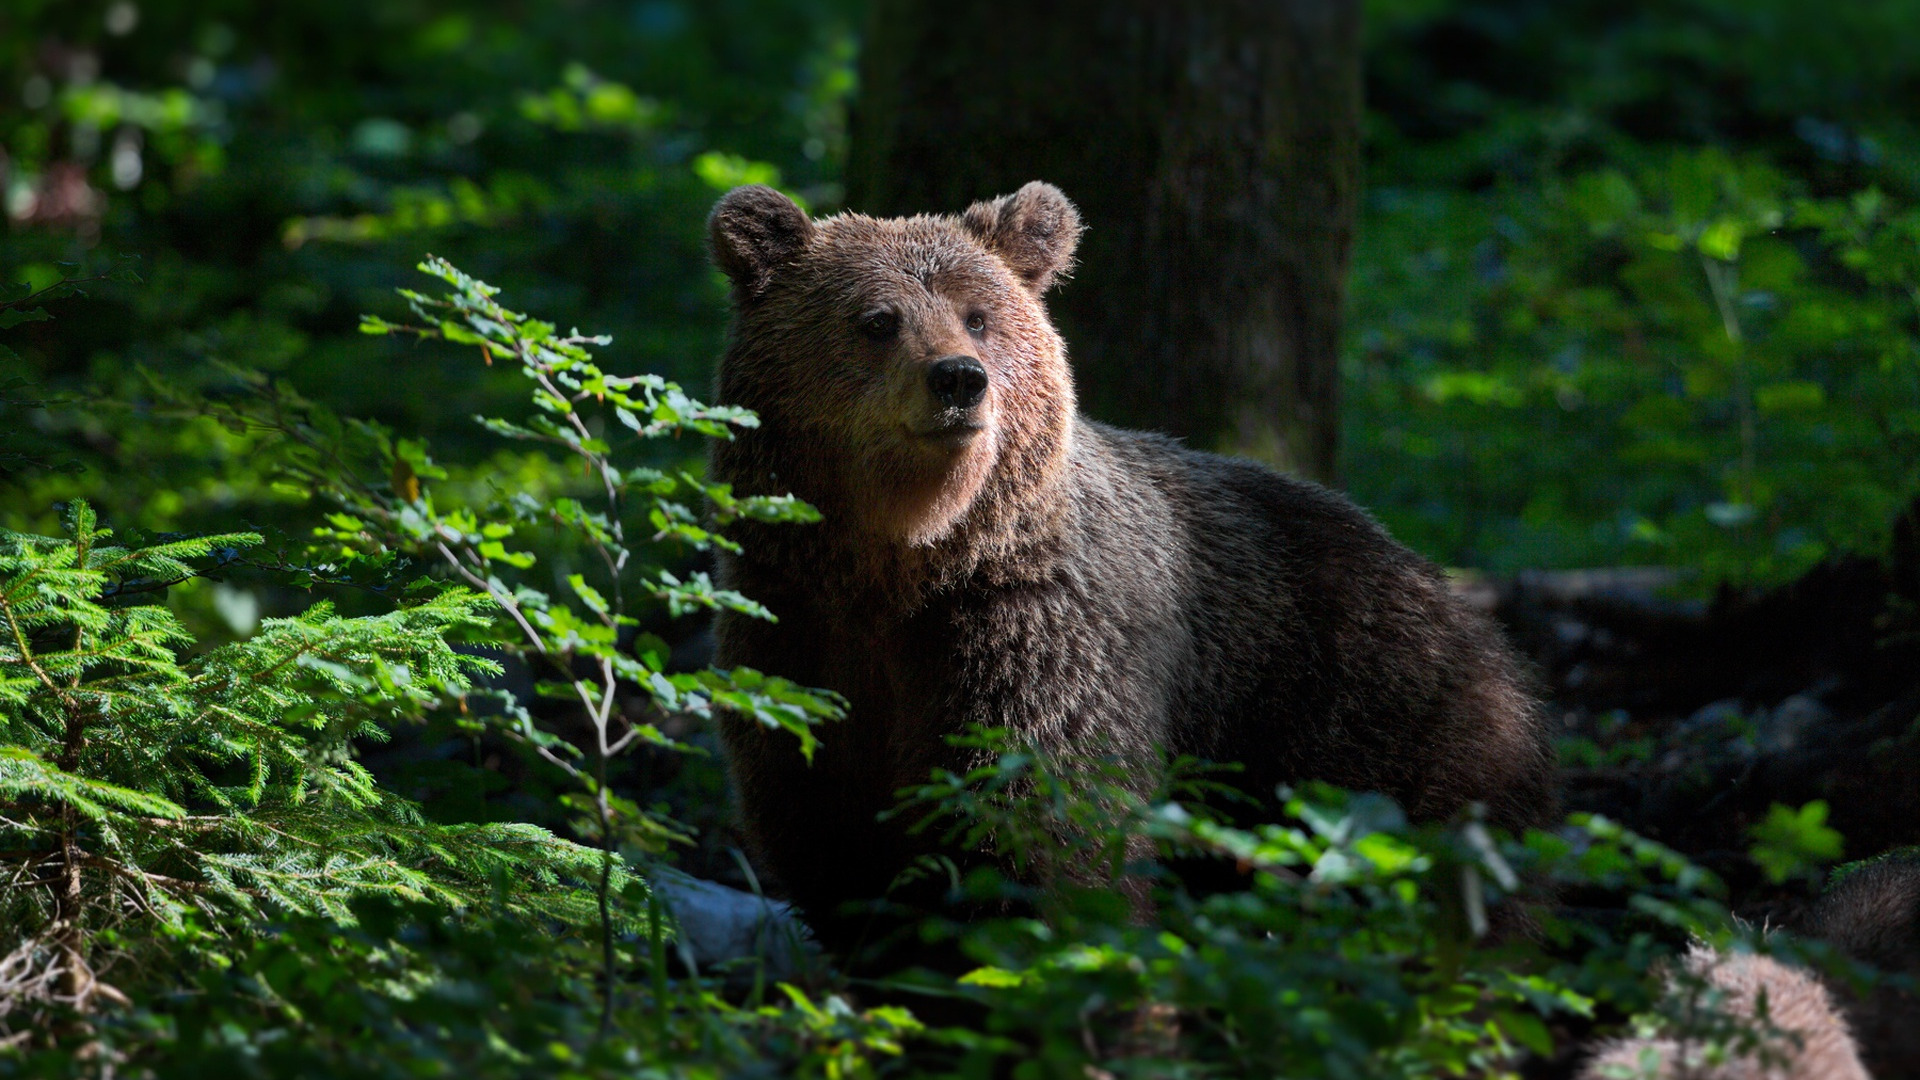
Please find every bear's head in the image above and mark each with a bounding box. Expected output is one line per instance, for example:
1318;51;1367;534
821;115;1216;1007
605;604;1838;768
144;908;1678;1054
709;182;1082;550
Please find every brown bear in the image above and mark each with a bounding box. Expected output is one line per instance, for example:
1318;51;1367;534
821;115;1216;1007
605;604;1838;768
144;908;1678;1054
705;181;1555;945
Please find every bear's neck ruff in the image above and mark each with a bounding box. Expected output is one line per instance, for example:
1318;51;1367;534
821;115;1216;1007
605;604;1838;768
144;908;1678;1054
720;407;1076;612
858;428;1003;549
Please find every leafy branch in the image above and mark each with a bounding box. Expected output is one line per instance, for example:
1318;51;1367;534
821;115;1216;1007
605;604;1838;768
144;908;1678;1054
342;257;842;1033
0;256;143;341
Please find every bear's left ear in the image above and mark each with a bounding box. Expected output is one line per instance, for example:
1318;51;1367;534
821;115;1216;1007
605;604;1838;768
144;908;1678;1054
709;185;815;302
962;181;1083;294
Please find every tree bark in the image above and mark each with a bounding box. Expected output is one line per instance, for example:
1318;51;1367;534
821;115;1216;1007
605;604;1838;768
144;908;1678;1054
845;0;1362;483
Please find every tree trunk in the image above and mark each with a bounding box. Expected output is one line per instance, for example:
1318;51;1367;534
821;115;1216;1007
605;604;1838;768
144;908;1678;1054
845;0;1362;483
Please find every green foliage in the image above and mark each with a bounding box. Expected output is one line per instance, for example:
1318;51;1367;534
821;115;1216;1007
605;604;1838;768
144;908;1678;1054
348;256;845;772
0;257;865;1072
1351;0;1920;584
174;257;847;1032
0;500;611;1031
355;253;848;760
0;258;140;341
0;259;142;477
1748;800;1846;885
1826;846;1920;892
0;894;925;1080
0;0;857;546
863;731;1797;1079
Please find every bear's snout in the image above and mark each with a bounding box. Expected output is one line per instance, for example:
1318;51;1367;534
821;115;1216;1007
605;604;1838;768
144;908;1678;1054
927;355;988;410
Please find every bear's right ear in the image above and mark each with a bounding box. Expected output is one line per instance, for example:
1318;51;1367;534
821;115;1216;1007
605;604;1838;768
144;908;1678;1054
709;185;814;302
962;181;1083;294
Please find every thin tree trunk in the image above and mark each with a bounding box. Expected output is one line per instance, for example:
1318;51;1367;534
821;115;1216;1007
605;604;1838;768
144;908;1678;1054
846;0;1362;483
55;703;89;1004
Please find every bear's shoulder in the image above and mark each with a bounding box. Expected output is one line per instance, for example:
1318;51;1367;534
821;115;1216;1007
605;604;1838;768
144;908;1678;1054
1072;420;1424;570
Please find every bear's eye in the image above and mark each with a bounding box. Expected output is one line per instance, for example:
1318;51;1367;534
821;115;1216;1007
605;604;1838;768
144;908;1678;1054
858;311;899;341
966;313;986;334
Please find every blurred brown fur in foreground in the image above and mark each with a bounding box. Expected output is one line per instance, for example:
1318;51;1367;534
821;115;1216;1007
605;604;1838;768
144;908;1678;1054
1577;857;1920;1079
1577;946;1869;1080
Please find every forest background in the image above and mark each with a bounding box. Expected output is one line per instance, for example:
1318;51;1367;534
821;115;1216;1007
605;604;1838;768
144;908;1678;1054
2;1;1917;1077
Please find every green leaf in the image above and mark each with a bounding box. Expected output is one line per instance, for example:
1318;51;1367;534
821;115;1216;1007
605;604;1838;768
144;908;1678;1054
1754;381;1826;414
958;966;1025;988
1699;218;1744;261
568;574;610;618
1495;1010;1555;1057
1750;801;1844;884
0;307;52;329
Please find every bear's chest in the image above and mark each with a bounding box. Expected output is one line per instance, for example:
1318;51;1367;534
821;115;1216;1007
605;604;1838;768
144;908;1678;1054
801;566;1187;772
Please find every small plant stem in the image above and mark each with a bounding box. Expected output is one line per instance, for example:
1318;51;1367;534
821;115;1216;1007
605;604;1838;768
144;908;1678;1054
53;799;86;1003
54;527;95;1005
520;323;633;1042
1701;256;1756;508
648;874;669;1045
596;754;617;1037
1701;254;1759;586
529;362;630;611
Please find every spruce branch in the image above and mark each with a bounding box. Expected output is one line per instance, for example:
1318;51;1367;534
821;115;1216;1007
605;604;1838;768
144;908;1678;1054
0;505;612;1034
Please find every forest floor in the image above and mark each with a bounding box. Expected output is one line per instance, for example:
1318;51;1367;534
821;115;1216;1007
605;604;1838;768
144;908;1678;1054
1474;500;1920;929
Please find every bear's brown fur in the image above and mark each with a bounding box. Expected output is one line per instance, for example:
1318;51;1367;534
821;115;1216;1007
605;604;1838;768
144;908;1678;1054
705;182;1556;941
1573;859;1920;1079
1576;946;1871;1080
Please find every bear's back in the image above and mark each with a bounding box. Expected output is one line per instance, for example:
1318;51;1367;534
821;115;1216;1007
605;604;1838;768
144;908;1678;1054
1073;423;1554;828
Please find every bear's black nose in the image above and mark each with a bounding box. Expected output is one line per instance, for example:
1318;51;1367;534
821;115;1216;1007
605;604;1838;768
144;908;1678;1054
928;355;988;409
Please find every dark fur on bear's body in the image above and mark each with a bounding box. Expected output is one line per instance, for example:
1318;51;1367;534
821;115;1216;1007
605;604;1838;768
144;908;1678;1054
706;182;1555;938
1809;856;1920;1076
